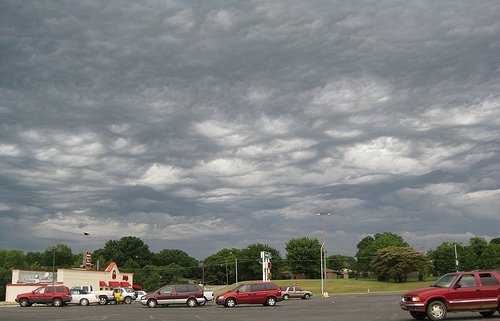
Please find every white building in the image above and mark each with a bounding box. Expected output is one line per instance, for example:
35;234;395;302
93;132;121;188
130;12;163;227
5;262;137;303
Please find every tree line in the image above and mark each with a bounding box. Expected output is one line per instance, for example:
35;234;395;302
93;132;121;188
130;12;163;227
1;233;499;300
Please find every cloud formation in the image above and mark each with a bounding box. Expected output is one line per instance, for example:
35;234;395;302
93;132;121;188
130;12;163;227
1;0;499;258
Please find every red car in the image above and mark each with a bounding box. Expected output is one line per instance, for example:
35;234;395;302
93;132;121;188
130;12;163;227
400;270;500;320
215;282;282;307
15;285;72;307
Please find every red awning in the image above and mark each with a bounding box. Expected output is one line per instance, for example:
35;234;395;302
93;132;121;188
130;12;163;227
120;282;131;287
108;281;121;287
99;281;108;287
132;284;142;290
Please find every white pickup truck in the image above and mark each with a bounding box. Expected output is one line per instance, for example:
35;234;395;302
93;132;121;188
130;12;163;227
70;285;115;305
70;285;137;304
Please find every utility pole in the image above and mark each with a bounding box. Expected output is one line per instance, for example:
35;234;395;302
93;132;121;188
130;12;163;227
230;252;238;284
316;212;331;297
52;248;56;286
225;258;228;285
320;243;325;296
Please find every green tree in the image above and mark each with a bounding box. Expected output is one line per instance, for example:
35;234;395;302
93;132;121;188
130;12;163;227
355;232;409;275
123;258;141;271
490;237;500;245
428;242;476;275
239;243;282;281
371;247;432;282
41;244;75;269
137;265;163;292
25;251;43;269
0;249;28;301
202;248;236;285
153;249;199;278
162;263;186;283
428;242;457;275
327;254;356;271
459;244;479;271
355;236;374;275
93;236;153;268
468;236;488;258
479;244;500;269
285;237;322;278
0;249;27;269
202;244;281;285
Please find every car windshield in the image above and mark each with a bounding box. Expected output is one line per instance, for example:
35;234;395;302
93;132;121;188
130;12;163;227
431;273;458;288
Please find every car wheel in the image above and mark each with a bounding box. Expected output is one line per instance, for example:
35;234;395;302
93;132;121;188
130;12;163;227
303;293;311;300
19;298;30;307
427;301;447;321
266;296;277;306
283;294;290;300
98;296;108;305
80;298;89;306
225;298;236;308
479;311;495;317
53;298;63;307
124;296;132;304
187;298;197;307
410;311;427;320
147;299;158;308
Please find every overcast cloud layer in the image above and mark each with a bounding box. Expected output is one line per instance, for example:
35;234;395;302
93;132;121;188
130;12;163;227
1;0;500;259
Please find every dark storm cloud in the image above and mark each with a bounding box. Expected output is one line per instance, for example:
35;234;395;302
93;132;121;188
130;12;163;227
1;0;499;258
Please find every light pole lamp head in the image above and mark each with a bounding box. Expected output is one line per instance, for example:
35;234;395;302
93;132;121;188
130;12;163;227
316;212;331;216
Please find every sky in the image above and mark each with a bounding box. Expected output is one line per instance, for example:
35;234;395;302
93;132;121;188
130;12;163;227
1;0;500;260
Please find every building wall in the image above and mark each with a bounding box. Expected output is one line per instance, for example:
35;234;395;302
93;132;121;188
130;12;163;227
59;268;133;290
6;264;134;303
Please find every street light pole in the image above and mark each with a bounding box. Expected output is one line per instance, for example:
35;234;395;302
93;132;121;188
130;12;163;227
52;247;56;286
316;212;331;297
320;243;324;296
230;252;238;284
225;258;228;285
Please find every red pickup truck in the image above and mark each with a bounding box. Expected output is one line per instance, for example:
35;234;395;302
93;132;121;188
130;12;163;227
400;270;500;320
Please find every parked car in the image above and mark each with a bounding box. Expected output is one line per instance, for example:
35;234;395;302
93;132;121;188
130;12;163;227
200;289;214;305
280;286;312;300
70;284;114;305
215;282;282;307
69;289;99;306
134;290;147;302
15;285;72;307
400;270;500;320
110;287;137;304
141;284;204;308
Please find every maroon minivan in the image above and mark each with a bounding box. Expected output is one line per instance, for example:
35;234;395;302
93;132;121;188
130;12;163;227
215;282;282;307
141;284;204;308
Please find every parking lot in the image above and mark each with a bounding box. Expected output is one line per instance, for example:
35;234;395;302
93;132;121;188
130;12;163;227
1;293;498;321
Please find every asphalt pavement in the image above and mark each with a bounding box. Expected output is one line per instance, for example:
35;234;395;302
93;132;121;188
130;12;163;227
1;293;498;321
